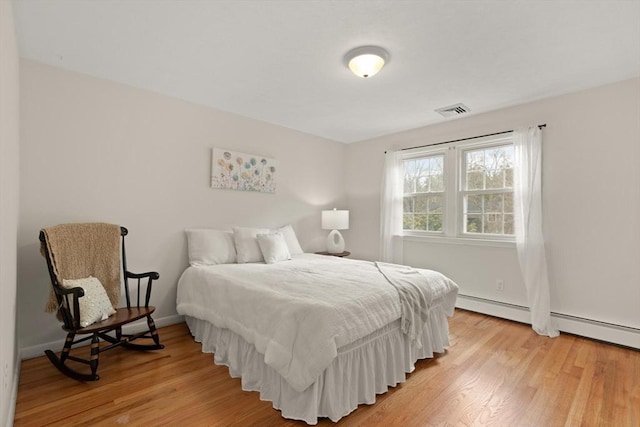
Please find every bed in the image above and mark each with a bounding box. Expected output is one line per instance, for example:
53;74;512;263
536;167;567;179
176;227;458;424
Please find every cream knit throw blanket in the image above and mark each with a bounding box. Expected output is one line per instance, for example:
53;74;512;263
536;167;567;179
42;223;121;313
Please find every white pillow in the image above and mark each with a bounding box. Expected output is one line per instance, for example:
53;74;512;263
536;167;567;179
186;229;236;266
62;276;116;328
233;226;272;263
257;232;292;264
277;224;304;255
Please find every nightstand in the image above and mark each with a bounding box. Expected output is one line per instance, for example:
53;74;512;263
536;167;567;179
315;251;351;258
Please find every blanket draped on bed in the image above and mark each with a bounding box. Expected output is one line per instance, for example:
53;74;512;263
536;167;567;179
41;223;121;312
176;254;458;393
375;261;449;348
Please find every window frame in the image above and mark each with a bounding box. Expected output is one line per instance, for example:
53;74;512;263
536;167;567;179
402;149;448;235
401;134;516;244
458;137;515;239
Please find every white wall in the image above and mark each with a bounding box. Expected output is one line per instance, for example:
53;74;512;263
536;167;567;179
15;57;640;360
345;78;640;346
18;60;347;355
0;1;20;422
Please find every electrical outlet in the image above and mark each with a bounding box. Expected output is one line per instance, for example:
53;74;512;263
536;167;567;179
496;279;504;291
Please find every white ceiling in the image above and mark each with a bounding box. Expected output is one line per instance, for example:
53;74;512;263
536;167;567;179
12;0;640;143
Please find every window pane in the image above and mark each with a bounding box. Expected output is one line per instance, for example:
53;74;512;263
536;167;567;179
500;146;514;169
504;167;513;188
403;155;445;195
428;195;443;213
462;194;515;236
430;157;444;191
403;196;414;213
485;146;513;170
413;214;428;230
403;153;446;233
465;145;514;191
430;174;444;192
428;214;443;232
466;214;482;233
504;214;514;235
485;213;503;234
466;194;482;213
404;177;414;193
414;195;428;212
461;143;516;236
466;150;484;171
484;148;499;169
484;194;503;213
403;214;414;230
504;193;514;213
485;169;504;189
466;171;484;190
430;156;444;173
416;176;429;192
403;158;424;193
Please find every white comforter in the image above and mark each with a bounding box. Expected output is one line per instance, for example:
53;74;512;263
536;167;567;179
176;254;458;392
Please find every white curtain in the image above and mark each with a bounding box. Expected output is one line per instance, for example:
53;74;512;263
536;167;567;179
380;150;404;263
513;127;559;337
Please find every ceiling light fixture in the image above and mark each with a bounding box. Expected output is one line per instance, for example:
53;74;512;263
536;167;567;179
344;46;389;78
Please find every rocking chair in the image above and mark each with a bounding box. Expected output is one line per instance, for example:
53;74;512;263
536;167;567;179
40;223;164;381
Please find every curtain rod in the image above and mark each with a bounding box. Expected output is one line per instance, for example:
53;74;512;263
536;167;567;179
388;124;546;153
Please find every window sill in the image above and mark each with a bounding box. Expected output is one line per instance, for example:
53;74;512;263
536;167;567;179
402;233;516;248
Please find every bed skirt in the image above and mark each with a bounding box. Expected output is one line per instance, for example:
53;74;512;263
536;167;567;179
185;304;451;424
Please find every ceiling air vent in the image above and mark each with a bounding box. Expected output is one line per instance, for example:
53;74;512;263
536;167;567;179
435;103;470;118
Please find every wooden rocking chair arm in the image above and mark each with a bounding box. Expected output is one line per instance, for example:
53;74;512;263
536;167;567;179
125;271;160;280
53;286;83;329
55;285;85;298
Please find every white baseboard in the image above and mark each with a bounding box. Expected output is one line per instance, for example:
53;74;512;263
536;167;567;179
456;294;640;349
19;314;185;360
5;358;20;427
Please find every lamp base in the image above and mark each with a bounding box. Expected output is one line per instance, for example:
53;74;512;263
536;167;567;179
326;230;345;254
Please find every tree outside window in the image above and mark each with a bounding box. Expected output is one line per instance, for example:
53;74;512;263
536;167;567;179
401;136;515;240
462;145;514;236
403;155;444;233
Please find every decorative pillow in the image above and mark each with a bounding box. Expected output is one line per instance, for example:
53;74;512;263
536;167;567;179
185;229;237;266
277;224;304;255
61;276;116;328
257;232;292;264
232;226;272;263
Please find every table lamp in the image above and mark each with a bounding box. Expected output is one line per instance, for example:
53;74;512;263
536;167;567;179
322;208;349;254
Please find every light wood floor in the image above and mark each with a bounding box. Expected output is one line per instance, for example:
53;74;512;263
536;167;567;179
14;309;640;426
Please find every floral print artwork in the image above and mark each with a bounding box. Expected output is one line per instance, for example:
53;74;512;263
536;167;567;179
211;148;277;193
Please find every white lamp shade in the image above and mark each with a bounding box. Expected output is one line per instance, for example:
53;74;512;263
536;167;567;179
344;46;389;78
322;209;349;230
348;54;385;78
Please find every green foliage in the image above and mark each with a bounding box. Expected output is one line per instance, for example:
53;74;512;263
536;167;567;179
403;194;443;232
403;154;445;233
403;144;516;236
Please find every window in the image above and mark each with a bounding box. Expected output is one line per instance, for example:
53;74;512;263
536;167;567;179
403;155;444;232
461;144;514;235
402;135;515;240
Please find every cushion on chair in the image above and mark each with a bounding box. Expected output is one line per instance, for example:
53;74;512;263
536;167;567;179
61;276;117;327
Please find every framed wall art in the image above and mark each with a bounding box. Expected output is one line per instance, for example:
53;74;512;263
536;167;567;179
211;148;277;193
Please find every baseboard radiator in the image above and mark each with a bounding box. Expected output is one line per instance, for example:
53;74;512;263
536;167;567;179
456;294;640;349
